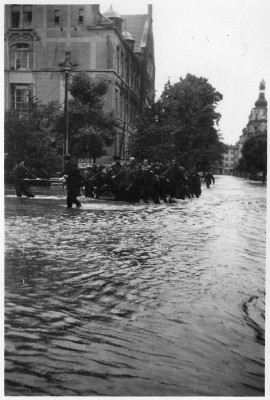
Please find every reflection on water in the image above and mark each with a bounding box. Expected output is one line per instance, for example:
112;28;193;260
5;176;266;396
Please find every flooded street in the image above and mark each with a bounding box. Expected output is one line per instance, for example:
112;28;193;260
4;175;266;396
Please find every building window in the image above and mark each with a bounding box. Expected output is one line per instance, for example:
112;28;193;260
78;8;84;23
120;52;124;77
11;84;30;113
125;55;129;83
135;73;140;93
11;5;20;28
116;46;120;73
10;43;33;70
23;5;32;28
10;5;33;29
147;54;153;78
120;92;123;118
130;67;134;88
115;89;119;115
54;9;60;25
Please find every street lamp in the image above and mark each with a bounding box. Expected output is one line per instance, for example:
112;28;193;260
63;66;70;155
59;52;78;156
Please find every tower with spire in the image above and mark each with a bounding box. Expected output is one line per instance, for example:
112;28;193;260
247;80;267;135
103;5;123;32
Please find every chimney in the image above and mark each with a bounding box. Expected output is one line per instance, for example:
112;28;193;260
148;4;152;19
92;4;100;13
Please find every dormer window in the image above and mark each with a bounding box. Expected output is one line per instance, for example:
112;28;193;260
54;9;60;25
78;9;84;24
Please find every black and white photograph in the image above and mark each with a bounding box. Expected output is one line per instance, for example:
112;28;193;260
3;0;268;396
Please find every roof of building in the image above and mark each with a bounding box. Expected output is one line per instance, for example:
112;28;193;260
255;93;267;108
122;30;135;42
254;80;267;108
121;14;149;52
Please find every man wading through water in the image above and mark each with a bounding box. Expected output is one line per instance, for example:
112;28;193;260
64;154;84;208
13;159;40;197
204;172;215;188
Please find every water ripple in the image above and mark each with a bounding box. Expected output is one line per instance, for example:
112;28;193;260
5;176;266;396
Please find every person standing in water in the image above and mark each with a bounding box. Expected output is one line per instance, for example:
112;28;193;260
64;154;84;208
12;159;40;197
204;172;215;188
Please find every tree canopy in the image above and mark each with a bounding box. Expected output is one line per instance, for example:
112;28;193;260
130;74;227;171
5;72;118;180
59;72;117;162
5;100;62;179
241;133;267;181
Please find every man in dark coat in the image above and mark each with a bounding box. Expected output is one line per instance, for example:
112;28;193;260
110;156;123;200
112;157;140;202
12;160;39;197
204;172;215;188
141;166;160;203
111;156;123;175
64;154;84;208
85;164;99;198
161;159;182;200
189;169;202;197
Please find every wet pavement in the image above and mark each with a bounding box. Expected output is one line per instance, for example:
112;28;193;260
4;175;266;396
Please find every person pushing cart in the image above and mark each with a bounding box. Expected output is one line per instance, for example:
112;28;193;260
12;159;40;197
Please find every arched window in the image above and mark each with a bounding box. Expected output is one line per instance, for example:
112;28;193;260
10;42;33;70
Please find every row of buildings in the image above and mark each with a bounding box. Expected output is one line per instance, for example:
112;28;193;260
212;80;267;176
4;3;155;163
4;4;267;171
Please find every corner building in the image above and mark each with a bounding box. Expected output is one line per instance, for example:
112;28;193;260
4;4;155;163
234;80;267;171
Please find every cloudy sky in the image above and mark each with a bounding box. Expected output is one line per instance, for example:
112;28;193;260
101;0;269;145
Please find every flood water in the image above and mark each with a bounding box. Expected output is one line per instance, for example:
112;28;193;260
4;175;266;396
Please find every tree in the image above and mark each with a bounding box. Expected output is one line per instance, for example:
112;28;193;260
5;100;63;180
129;101;175;161
241;133;267;182
130;74;226;172
58;72;117;162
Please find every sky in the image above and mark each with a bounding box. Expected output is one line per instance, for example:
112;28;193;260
100;0;270;145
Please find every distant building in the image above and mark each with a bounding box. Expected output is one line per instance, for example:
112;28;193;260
4;4;155;163
222;145;235;175
211;144;236;175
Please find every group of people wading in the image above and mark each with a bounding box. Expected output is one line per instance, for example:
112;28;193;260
12;155;215;207
63;154;209;208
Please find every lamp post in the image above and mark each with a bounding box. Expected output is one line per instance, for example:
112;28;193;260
59;62;70;156
63;67;70;155
59;52;78;156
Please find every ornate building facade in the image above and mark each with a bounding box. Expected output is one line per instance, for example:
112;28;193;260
4;4;155;163
234;80;267;172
